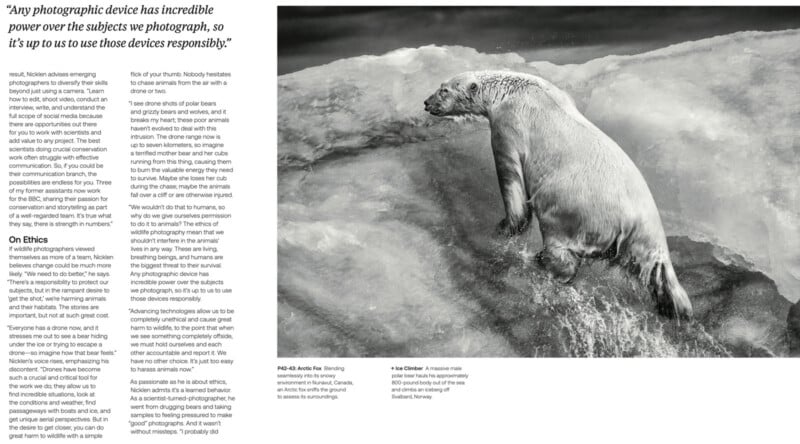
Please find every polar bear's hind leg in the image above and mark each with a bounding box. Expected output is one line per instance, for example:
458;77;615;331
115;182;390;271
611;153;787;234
536;237;580;283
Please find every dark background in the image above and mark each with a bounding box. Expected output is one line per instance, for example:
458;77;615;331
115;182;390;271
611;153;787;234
278;6;800;74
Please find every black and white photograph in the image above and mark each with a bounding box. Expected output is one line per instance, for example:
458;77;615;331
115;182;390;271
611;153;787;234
277;6;800;358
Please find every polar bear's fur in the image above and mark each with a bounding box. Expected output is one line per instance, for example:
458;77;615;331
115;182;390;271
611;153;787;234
424;70;693;318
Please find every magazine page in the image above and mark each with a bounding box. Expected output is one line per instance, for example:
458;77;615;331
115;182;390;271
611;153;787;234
2;2;799;443
273;4;799;443
2;1;268;442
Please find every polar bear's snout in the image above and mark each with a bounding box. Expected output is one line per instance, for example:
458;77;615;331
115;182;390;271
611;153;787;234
424;93;451;116
423;94;439;115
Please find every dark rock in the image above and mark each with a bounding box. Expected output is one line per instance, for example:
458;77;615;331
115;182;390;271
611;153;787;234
788;301;800;357
668;236;793;357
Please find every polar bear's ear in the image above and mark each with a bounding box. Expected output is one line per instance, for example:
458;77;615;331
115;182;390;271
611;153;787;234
469;82;478;94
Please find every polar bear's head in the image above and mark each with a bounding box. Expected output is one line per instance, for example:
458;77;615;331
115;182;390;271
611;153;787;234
423;72;481;117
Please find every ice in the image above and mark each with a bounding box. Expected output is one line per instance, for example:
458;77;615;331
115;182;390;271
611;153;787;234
278;46;527;166
278;30;800;357
531;30;800;302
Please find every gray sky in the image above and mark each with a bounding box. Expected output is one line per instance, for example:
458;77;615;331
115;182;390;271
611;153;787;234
278;6;800;74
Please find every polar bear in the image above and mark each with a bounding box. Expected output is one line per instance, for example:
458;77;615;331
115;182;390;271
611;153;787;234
424;70;693;318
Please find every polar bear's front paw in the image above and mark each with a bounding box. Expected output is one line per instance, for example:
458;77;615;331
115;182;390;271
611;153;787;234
495;219;512;237
495;217;527;237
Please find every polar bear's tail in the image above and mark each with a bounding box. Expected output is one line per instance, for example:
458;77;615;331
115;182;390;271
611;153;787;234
649;259;693;319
